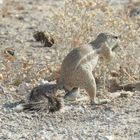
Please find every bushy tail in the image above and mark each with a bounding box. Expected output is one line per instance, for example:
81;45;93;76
14;95;63;113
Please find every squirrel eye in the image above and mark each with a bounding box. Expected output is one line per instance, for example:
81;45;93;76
114;36;118;39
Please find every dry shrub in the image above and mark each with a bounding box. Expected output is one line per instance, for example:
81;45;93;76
0;0;139;90
47;0;140;90
47;0;98;47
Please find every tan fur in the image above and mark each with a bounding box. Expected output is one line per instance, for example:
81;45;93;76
58;33;119;104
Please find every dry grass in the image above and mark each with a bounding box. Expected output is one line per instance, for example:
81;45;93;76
0;1;140;139
0;0;140;91
47;0;140;88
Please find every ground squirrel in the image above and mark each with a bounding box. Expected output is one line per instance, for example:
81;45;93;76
14;33;119;112
14;83;64;113
58;32;119;105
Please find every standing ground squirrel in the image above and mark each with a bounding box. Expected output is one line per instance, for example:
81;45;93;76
58;32;119;105
14;33;119;112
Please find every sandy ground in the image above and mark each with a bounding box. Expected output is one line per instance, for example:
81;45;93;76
0;0;140;140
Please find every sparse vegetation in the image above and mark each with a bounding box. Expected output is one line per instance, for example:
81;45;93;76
0;0;140;139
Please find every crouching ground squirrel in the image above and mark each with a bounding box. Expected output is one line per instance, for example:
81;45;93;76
15;33;119;112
